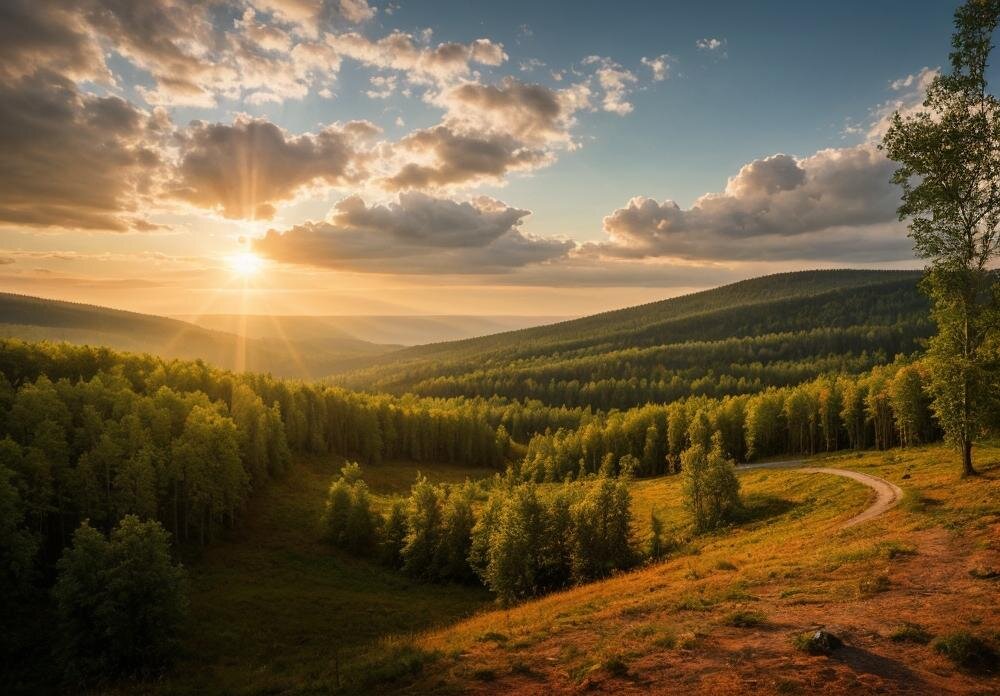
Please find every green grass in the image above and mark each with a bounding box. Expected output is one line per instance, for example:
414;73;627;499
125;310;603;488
147;455;493;695
932;632;999;673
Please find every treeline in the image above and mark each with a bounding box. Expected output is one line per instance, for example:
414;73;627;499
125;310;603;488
324;463;639;606
516;360;940;482
0;339;536;569
335;273;931;412
397;327;922;410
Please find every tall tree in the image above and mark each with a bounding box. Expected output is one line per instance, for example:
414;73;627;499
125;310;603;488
882;0;1000;475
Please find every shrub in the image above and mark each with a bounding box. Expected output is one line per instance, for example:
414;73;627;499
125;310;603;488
723;610;766;628
889;622;932;644
52;516;187;682
932;632;998;672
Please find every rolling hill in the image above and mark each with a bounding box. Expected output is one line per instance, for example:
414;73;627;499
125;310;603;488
0;293;397;379
334;270;931;410
175;314;572;347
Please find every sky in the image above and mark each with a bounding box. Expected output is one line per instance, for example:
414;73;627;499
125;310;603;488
0;0;972;317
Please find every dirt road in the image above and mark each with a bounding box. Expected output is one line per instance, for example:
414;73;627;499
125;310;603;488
739;460;904;528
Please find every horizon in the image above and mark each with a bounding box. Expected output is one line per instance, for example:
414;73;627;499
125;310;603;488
0;1;959;317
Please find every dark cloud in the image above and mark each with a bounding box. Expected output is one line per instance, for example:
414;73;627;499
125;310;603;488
170;117;374;219
384;125;551;191
253;193;572;273
0;71;166;232
598;144;909;262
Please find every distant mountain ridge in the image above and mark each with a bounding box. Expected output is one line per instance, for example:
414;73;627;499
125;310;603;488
0;292;395;379
333;270;931;410
175;314;574;347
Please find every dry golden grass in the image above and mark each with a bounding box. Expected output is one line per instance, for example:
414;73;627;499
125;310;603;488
384;443;1000;695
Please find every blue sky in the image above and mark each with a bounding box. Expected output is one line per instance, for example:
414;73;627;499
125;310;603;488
0;1;976;315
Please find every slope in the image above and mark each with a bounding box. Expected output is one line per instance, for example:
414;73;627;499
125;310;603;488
0;293;397;379
335;270;930;409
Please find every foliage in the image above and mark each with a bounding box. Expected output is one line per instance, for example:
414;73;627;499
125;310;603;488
882;0;1000;475
681;434;742;533
52;516;187;682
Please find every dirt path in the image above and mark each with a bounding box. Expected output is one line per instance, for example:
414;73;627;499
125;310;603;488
739;460;903;528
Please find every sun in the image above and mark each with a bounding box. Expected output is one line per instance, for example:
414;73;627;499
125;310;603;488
227;252;263;277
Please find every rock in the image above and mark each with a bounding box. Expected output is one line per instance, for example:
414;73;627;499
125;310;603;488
798;629;843;655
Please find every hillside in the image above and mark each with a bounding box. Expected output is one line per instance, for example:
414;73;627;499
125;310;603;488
362;445;1000;695
176;314;572;347
335;270;931;409
0;293;397;379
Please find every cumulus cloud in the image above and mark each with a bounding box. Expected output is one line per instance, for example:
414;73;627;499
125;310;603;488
253;192;572;273
0;71;167;232
0;0;110;84
382;78;590;191
328;30;507;85
169;116;377;219
597;144;909;262
641;54;673;82
250;0;376;37
582;56;638;115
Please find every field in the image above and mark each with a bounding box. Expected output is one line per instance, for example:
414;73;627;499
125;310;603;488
101;443;1000;695
363;445;1000;695
148;457;496;695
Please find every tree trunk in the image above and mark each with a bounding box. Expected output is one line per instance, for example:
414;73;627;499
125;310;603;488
962;439;977;477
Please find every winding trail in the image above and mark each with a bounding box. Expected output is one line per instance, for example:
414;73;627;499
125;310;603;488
738;460;904;528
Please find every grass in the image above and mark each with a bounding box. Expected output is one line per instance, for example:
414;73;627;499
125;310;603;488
364;443;1000;693
119;442;1000;694
932;631;999;673
141;455;494;695
889;622;933;644
722;609;767;628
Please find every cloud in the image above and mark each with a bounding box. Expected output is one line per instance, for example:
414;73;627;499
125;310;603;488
434;78;579;146
0;0;110;84
582;56;638;115
0;71;167;232
169;116;377;219
382;78;589;191
327;30;507;85
383;126;552;191
641;54;673;82
250;0;376;37
597;144;909;262
696;37;726;52
868;67;939;140
253;192;572;273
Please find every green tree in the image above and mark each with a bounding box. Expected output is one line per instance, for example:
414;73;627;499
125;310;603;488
682;434;742;532
569;476;633;582
882;0;1000;475
52;516;187;681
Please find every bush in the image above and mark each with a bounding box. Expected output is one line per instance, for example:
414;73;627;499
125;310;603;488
889;622;932;644
52;516;187;682
932;632;998;672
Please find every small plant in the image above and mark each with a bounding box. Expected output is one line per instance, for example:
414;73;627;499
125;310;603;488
932;632;998;672
602;654;629;677
723;610;766;628
858;572;891;596
889;622;932;644
652;632;677;649
677;630;702;650
472;668;497;681
715;559;737;571
477;631;508;643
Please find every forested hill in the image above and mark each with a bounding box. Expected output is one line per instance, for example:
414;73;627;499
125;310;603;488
335;270;931;410
0;293;396;379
